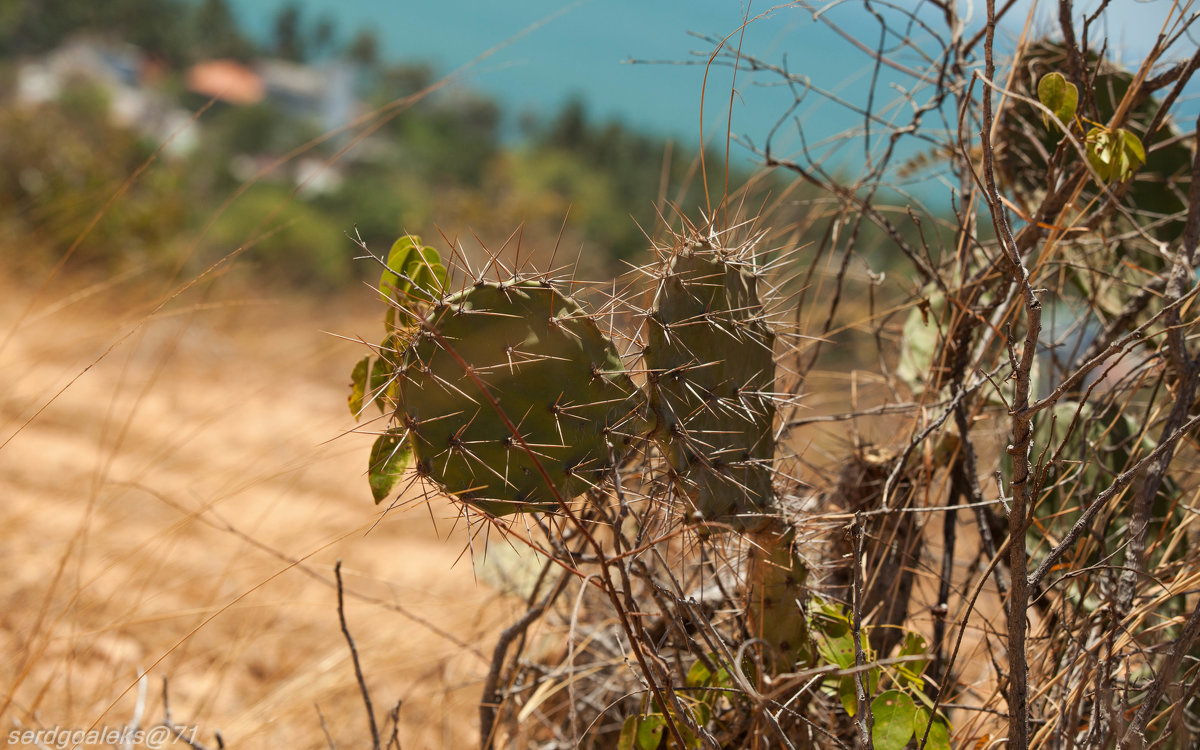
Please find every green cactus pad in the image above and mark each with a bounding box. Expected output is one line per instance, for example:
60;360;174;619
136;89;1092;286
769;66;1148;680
645;245;777;525
399;279;644;515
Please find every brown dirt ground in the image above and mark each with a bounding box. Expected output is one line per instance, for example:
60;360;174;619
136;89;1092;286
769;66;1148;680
0;271;524;748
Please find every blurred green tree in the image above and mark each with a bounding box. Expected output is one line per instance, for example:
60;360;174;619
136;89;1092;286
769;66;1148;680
272;3;305;62
189;0;255;62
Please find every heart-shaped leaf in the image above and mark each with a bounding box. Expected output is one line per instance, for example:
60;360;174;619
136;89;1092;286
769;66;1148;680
1037;72;1078;130
617;716;638;750
407;253;447;302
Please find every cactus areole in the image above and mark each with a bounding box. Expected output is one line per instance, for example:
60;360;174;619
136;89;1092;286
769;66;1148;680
645;246;778;525
398;280;644;516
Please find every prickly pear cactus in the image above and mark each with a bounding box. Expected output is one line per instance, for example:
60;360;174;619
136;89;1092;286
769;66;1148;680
398;278;645;516
644;239;777;527
351;232;818;740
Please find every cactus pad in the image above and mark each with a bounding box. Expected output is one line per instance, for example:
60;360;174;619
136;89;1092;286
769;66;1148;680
645;243;777;526
399;279;644;516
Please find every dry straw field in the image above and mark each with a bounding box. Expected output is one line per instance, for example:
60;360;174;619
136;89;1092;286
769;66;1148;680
0;274;519;747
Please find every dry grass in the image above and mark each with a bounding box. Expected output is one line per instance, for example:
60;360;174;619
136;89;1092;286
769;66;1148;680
0;271;521;748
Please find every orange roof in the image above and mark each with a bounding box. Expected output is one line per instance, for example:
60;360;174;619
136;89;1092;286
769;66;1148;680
185;59;264;105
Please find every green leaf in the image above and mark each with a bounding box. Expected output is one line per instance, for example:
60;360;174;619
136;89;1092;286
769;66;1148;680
817;629;857;670
408;260;446;302
367;356;390;411
1086;126;1112;181
896;631;929;688
1087;127;1144;183
1037;72;1078;130
686;658;714;688
838;668;880;716
871;690;916;750
813;599;853;630
686;653;748;695
368;430;412;504
838;675;855;716
913;707;952;750
635;714;666;749
404;247;447;302
348;356;369;419
380;235;421;300
1118;128;1146;178
617;716;638;750
381;236;447;305
369;334;401;413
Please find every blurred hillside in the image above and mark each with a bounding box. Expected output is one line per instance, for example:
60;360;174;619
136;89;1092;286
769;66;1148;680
0;0;796;290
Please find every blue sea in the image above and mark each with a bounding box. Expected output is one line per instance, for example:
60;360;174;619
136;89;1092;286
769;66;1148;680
224;0;1197;187
225;1;843;145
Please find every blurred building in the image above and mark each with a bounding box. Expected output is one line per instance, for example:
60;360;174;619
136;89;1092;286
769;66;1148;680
256;58;356;134
13;38;359;192
14;37;199;157
185;59;264;105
